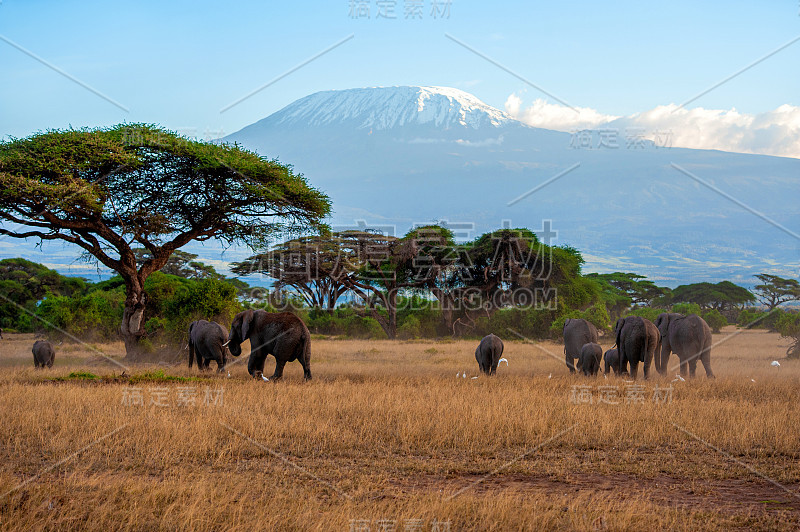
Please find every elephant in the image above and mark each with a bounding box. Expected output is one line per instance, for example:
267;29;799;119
603;348;619;375
475;334;504;375
654;313;714;378
563;318;599;372
578;342;602;376
32;340;55;368
614;316;660;379
226;310;312;381
188;320;229;372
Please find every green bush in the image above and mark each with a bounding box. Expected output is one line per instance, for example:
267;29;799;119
165;278;241;339
701;309;727;333
625;307;668;323
550;302;610;338
671;302;702;316
737;308;783;331
344;316;386;339
36;289;125;340
775;311;800;359
397;315;421;339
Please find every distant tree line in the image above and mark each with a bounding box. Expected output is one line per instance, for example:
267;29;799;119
2;124;798;359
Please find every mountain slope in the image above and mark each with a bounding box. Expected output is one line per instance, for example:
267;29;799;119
239;86;515;131
224;86;799;285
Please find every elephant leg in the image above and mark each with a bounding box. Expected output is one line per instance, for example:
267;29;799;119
269;358;287;381
643;352;652;380
299;356;312;381
565;352;576;373
679;358;688;377
629;360;639;380
247;352;266;377
688;357;698;378
216;357;225;373
700;346;714;378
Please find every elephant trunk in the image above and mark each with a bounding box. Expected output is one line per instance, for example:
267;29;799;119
658;336;670;376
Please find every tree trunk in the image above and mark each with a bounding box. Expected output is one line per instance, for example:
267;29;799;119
386;289;397;339
121;280;146;361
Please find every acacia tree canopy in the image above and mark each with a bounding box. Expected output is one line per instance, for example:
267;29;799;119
0;124;330;358
753;273;800;310
668;281;754;310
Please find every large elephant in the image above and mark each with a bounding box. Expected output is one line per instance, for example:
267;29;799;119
563;318;599;372
578;343;602;376
654;313;714;378
32;340;55;368
226;310;312;381
614;316;660;380
188;320;229;372
603;348;619;375
475;334;504;375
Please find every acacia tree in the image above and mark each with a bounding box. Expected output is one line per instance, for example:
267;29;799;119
238;228;447;338
335;230;419;339
753;274;800;310
232;234;352;310
0;124;330;359
669;281;754;311
584;272;668;308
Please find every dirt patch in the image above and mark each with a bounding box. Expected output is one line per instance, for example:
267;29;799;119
390;472;800;517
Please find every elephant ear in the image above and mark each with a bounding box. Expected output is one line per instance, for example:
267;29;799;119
188;321;196;335
241;310;255;339
615;318;624;348
655;313;669;336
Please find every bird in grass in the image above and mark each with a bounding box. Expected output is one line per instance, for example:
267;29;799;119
771;360;781;367
498;358;509;367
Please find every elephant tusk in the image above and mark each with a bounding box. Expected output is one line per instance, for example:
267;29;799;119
222;340;230;347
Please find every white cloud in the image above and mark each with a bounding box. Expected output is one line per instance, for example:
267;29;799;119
504;94;619;131
505;94;800;159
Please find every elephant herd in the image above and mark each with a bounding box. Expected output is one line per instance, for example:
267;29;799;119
27;309;714;381
29;310;312;381
187;309;312;380
562;313;715;379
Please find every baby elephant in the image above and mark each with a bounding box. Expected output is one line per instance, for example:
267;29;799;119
32;340;55;368
604;348;620;375
475;334;504;375
578;343;602;376
188;320;229;372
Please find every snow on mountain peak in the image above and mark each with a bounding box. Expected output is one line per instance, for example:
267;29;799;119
267;86;516;130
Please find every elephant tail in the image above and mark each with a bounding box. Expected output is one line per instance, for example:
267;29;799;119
300;330;311;366
653;333;663;373
641;329;649;363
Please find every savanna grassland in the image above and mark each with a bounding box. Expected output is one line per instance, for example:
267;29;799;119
0;328;799;531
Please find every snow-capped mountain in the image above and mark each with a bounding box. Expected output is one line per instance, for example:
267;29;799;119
224;86;799;285
239;86;515;131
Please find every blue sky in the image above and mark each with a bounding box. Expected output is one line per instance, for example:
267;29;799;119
1;1;798;141
0;1;798;282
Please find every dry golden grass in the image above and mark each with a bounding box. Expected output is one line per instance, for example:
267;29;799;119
1;327;799;530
